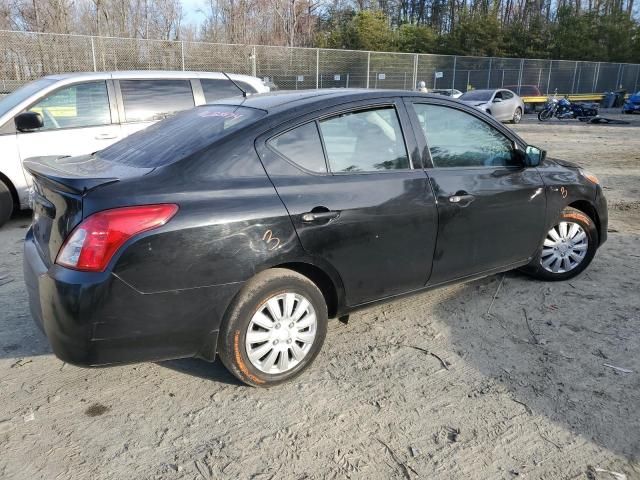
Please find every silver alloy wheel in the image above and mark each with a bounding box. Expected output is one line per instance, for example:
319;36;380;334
514;108;522;123
245;292;317;374
540;221;588;273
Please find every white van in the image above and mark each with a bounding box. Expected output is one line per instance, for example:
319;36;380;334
0;71;269;226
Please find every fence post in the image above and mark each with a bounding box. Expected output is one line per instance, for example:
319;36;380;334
366;52;371;89
452;56;457;90
181;41;185;71
592;62;600;92
634;65;640;92
616;63;623;89
412;54;418;90
546;60;552;95
316;48;319;89
90;36;97;72
517;58;524;94
571;61;578;94
487;57;492;88
251;46;257;77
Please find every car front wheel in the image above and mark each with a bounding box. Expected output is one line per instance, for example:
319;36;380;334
524;207;598;281
218;268;328;387
512;107;523;124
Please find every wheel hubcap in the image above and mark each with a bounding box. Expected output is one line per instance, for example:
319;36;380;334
540;221;588;273
245;292;317;374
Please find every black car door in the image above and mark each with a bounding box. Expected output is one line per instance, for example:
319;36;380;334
406;99;546;285
256;99;438;307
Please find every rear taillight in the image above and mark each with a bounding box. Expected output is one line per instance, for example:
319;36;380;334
56;204;178;272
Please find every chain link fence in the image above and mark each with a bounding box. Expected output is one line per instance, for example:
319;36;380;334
1;29;639;95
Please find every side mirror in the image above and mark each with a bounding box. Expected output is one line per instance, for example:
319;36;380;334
492;97;503;103
525;145;546;167
15;112;44;132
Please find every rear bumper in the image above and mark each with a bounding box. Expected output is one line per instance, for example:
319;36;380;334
23;227;241;366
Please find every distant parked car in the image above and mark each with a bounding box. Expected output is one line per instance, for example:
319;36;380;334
622;91;640;114
429;88;463;98
504;85;542;97
0;71;269;227
459;89;524;123
505;85;543;113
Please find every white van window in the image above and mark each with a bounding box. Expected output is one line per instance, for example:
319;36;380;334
120;79;194;122
28;81;111;130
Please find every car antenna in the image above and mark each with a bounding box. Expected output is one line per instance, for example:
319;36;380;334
222;72;248;98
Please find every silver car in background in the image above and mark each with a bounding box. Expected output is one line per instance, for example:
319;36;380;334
459;89;524;124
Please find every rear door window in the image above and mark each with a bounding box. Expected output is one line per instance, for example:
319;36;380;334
268;122;327;173
97;105;264;167
201;79;256;102
27;81;111;130
119;79;194;122
318;107;410;173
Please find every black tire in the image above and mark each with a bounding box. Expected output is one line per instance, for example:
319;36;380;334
0;181;14;228
512;107;523;124
218;268;328;387
538;109;552;121
523;207;598;281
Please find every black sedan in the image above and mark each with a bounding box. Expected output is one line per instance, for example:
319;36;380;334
23;90;608;387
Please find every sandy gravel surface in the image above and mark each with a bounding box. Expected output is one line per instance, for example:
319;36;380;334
1;112;639;480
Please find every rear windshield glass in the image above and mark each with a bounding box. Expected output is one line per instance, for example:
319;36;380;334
460;90;493;102
97;105;265;167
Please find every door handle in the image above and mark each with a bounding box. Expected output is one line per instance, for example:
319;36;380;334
449;194;475;204
301;210;340;223
95;133;118;140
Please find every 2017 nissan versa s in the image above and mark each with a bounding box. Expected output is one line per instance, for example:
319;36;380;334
23;90;607;387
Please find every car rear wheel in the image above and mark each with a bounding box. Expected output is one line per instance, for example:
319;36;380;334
523;207;598;281
512;107;523;124
0;181;14;228
218;268;328;387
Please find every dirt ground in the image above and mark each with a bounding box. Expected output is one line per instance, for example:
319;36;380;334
1;111;639;480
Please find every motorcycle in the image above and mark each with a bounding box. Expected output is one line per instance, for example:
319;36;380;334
538;95;599;121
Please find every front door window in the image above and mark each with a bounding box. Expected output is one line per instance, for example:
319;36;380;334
28;81;111;130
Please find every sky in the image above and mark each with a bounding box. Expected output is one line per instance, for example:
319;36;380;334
181;0;207;27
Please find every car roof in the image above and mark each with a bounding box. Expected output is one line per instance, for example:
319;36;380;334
44;70;264;85
213;89;450;112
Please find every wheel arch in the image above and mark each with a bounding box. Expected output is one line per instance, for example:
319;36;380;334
567;200;601;241
273;261;343;319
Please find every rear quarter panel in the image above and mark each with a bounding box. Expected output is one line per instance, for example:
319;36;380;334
82;137;303;294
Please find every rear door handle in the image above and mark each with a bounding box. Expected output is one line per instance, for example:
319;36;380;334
449;194;475;204
95;133;118;140
301;211;340;223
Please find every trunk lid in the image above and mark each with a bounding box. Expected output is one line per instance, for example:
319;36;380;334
23;154;153;266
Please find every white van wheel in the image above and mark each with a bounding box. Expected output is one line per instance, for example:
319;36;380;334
0;181;14;228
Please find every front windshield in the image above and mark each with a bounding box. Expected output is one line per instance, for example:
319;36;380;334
460;90;493;102
0;78;56;118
